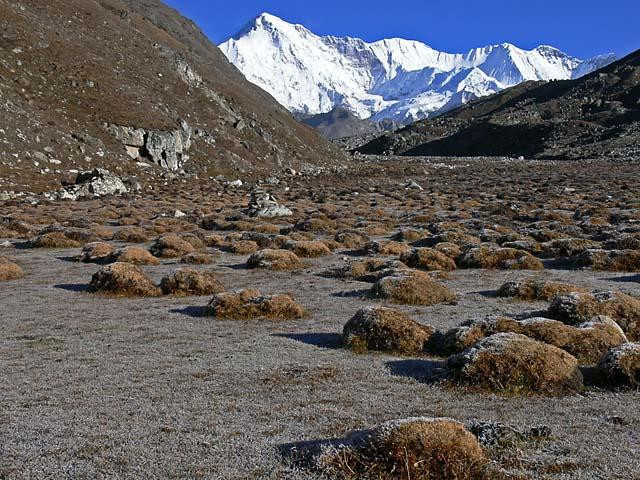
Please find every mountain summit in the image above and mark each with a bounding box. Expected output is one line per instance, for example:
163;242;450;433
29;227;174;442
220;13;617;123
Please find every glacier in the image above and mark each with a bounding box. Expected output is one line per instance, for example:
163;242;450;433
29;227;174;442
219;13;617;123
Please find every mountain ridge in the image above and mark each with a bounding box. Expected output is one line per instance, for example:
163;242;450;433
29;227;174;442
220;13;617;124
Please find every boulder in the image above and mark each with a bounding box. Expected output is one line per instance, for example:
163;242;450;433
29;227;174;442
57;168;128;200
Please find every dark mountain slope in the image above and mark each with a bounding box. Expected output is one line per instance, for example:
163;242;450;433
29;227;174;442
357;49;640;160
0;0;343;193
297;107;398;140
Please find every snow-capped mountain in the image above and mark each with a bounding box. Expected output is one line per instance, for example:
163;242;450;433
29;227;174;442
220;13;617;123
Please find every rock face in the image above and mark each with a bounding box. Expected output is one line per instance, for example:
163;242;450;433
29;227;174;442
246;189;293;218
447;332;584;395
107;120;192;171
57;169;128;200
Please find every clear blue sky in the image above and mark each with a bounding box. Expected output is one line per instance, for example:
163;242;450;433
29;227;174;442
163;0;638;59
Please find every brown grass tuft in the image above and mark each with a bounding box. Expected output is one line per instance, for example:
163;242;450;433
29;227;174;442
77;242;115;263
343;306;435;355
597;343;640;388
112;246;160;265
497;278;587;301
0;259;24;282
29;232;82;249
401;248;457;271
285;240;332;258
371;270;456;306
447;333;583;395
89;262;161;297
316;418;489;480
247;249;305;271
548;291;640;340
206;289;305;320
160;268;225;296
228;240;259;254
458;245;543;270
149;234;195;258
441;316;627;364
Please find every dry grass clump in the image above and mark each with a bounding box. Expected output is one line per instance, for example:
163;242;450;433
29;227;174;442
295;216;337;233
206;289;305;320
227;240;259;254
334;229;370;249
343;306;435;355
326;258;389;281
497;278;587;301
160;268;225;296
434;242;462;259
247;249;305;271
0;258;24;282
180;252;218;264
548;291;640;340
203;234;227;248
149;234;195;258
371;270;456;306
285;240;332;258
315;418;489;480
112;246;160;265
447;333;583;395
112;226;149;243
361;240;411;256
77;242;115;263
89;262;161;297
597;343;640;388
570;249;640;272
28;232;82;249
458;245;543;270
441;316;626;364
541;238;598;257
400;248;457;272
252;223;282;234
91;226;115;240
392;229;425;242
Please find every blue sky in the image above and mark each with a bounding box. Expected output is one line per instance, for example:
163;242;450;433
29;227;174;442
163;0;638;59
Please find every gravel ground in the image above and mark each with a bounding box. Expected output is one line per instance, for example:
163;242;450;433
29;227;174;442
1;244;639;479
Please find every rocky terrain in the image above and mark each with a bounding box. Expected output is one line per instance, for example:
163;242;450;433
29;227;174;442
358;49;640;160
2;155;640;479
0;0;344;196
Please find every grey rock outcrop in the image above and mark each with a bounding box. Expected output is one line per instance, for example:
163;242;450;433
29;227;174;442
247;189;293;218
107;119;193;171
56;168;128;200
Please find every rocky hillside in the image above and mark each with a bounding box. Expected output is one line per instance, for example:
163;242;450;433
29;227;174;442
357;49;640;160
0;0;343;194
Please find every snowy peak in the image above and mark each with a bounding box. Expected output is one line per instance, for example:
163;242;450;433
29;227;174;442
220;13;618;123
